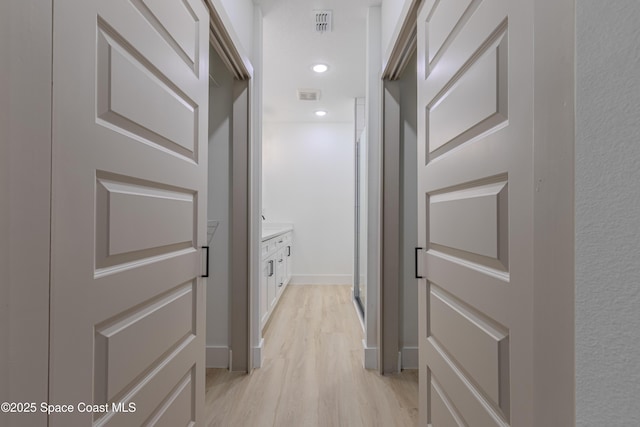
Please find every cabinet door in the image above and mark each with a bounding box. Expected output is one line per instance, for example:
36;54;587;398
275;249;286;297
285;240;293;285
268;257;277;309
260;258;269;327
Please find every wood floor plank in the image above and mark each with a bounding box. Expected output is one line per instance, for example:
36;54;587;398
205;285;418;427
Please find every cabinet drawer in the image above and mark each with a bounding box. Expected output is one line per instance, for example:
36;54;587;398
262;236;282;257
276;232;292;248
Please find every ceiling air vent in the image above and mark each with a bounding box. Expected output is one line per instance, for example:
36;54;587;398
297;89;320;101
314;10;332;33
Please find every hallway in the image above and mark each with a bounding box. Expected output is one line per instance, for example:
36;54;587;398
205;285;418;427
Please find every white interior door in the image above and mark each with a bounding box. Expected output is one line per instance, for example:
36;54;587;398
50;0;209;425
417;0;535;425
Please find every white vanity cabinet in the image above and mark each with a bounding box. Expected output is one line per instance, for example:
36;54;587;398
260;228;293;330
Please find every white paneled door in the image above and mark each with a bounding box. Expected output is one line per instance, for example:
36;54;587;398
50;0;209;425
417;0;535;425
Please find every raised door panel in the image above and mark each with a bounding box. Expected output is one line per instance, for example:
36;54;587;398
427;34;507;157
96;25;198;160
429;375;465;427
428;285;509;411
50;0;209;425
94;283;195;404
137;0;200;74
96;175;196;270
429;180;508;271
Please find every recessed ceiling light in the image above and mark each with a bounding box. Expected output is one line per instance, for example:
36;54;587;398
315;110;327;117
312;64;329;73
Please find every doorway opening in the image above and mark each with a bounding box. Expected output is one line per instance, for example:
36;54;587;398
257;0;367;365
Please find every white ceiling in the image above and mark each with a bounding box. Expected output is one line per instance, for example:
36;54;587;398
257;0;381;123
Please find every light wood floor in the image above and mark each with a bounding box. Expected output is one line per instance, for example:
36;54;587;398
205;285;418;427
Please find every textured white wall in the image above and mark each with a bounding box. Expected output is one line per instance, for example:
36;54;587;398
576;1;640;424
263;122;354;281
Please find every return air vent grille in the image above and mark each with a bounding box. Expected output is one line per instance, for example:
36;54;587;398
297;89;320;101
314;10;332;33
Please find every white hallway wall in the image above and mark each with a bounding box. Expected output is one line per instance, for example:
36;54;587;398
381;0;413;63
576;1;640;423
263;122;354;284
214;0;254;58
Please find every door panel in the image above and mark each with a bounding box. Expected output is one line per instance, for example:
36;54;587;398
430;377;465;427
96;175;195;267
99;365;196;427
429;285;509;410
429;180;508;267
417;0;533;425
428;0;474;65
96;13;199;160
428;33;507;156
94;282;195;403
51;0;209;425
136;0;201;70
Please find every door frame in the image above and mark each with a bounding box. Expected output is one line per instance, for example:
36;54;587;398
529;0;575;422
204;0;256;373
380;79;401;374
229;78;251;372
1;1;52;424
378;0;422;374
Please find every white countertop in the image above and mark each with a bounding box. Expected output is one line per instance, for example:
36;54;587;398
261;223;293;241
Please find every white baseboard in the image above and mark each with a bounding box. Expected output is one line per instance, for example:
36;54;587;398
363;340;378;370
290;274;352;285
206;346;230;369
252;338;264;369
401;347;419;370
